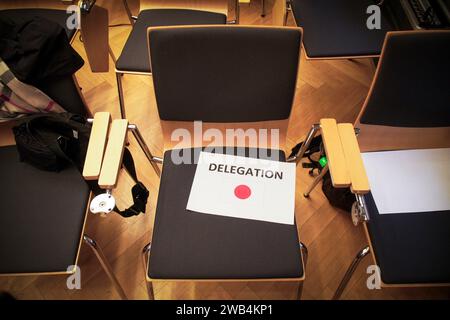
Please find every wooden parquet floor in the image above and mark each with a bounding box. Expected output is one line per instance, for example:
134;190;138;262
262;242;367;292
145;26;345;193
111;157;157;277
0;0;449;300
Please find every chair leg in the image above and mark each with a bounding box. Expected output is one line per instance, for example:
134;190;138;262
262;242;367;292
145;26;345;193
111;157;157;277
332;246;370;300
83;234;128;300
297;242;308;300
261;0;266;17
142;242;155;300
129;125;162;178
116;72;126;119
286;123;320;163
234;0;240;24
303;164;328;197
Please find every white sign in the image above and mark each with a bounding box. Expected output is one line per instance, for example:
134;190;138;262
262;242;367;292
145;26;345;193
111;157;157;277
362;148;450;214
187;152;296;225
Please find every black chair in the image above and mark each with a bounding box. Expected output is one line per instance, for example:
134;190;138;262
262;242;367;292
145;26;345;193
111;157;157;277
136;25;308;299
332;30;450;299
0;75;127;299
283;0;395;59
115;2;230;119
358;31;450;128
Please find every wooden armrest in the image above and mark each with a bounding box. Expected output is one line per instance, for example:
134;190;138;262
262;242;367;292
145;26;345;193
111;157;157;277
98;119;129;189
82;112;111;180
338;124;370;194
320;118;351;187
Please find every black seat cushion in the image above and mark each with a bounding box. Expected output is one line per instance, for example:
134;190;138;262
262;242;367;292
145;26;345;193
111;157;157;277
365;192;450;284
0;8;77;40
0;145;90;274
149;147;303;280
291;0;394;58
360;31;450;127
116;9;227;73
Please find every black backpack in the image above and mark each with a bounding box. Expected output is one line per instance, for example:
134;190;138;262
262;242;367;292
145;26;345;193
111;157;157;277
289;135;355;213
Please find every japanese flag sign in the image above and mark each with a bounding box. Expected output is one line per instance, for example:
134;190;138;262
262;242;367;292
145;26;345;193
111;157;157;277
186;152;296;225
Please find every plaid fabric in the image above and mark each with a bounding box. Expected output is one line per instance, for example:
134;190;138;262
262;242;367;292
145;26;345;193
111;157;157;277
0;59;65;122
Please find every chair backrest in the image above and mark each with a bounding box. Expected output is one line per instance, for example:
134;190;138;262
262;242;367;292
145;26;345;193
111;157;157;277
148;25;302;152
356;30;450;152
148;25;302;123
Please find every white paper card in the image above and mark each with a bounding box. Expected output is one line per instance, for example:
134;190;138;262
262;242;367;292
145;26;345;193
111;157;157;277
361;148;450;214
186;152;296;225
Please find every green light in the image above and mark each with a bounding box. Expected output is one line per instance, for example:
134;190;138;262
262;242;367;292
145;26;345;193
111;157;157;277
319;156;328;168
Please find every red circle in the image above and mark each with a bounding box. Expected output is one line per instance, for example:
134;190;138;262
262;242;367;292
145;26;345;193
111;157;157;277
234;185;251;200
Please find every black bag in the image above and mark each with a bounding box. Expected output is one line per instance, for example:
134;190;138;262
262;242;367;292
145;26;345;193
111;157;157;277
290;135;355;213
321;172;355;212
289;135;324;176
12;112;149;218
13;112;90;172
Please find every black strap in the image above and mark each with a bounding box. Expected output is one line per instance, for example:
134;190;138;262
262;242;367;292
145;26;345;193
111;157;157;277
113;147;149;218
122;147;138;182
290;135;325;176
289;134;323;159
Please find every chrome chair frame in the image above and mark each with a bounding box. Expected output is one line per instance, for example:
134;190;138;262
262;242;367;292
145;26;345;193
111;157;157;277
83;235;128;299
332;246;370;300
